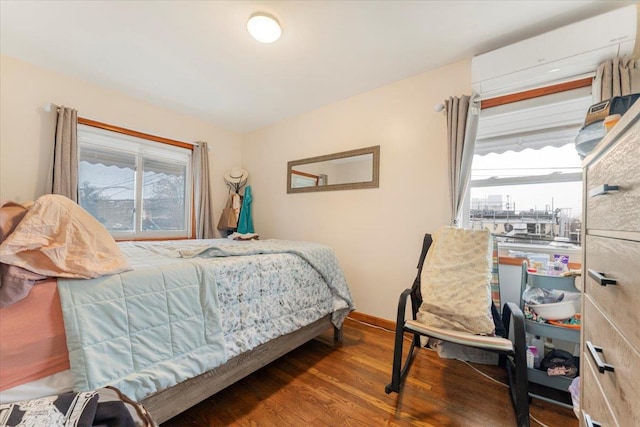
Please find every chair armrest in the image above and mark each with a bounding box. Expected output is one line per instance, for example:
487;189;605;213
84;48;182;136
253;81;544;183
502;302;526;354
394;288;414;330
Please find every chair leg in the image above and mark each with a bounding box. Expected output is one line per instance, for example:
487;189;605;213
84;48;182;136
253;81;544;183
385;326;420;394
503;302;530;427
497;354;506;368
507;352;530;427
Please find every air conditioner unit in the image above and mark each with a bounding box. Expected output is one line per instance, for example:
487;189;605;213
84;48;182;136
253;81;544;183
472;5;638;99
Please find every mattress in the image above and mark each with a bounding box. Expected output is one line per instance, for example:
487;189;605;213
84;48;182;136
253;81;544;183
0;279;69;392
0;371;73;404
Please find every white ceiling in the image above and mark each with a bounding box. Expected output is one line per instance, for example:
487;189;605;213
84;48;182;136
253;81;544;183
1;1;636;133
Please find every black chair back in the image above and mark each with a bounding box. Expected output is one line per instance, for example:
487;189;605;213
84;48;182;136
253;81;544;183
409;234;433;320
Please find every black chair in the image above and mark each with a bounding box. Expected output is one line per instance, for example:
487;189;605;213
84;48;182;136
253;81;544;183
385;232;530;427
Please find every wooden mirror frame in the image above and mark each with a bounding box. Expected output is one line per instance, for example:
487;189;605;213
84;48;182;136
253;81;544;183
287;145;380;193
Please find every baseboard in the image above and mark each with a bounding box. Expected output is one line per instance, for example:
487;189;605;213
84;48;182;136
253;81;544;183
347;311;396;332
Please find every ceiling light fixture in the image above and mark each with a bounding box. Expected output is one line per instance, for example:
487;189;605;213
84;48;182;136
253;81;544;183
247;12;281;43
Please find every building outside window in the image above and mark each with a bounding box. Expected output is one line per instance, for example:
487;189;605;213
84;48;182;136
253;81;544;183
77;124;193;239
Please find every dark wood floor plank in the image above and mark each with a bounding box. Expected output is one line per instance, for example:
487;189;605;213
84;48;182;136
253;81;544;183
162;318;578;426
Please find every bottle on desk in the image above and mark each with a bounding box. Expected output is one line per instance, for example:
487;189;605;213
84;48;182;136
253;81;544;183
531;336;544;368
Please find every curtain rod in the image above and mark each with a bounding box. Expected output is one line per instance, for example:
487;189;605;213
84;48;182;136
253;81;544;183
43;103;203;148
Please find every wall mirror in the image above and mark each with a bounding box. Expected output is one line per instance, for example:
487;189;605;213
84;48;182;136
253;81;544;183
287;145;380;193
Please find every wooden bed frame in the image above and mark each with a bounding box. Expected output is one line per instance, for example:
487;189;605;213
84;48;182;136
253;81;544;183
141;315;342;423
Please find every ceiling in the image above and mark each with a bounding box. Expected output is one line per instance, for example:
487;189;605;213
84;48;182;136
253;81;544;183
1;1;636;133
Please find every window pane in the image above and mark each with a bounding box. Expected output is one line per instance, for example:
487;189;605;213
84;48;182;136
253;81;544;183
470;181;582;244
470;145;582;245
471;89;588;247
142;159;186;231
78;124;193;238
79;147;135;232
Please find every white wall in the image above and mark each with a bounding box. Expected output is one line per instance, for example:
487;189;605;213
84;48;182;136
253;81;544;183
242;59;471;321
0;54;473;321
0;55;242;236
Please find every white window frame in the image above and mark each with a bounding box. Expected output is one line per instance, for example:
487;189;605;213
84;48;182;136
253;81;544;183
77;123;193;240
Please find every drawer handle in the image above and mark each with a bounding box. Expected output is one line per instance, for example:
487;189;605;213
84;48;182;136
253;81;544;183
583;413;602;427
588;184;619;197
588;269;618;286
587;341;615;374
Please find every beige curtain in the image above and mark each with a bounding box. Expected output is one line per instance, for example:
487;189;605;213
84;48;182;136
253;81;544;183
51;106;78;202
446;94;480;226
193;141;215;239
594;56;640;102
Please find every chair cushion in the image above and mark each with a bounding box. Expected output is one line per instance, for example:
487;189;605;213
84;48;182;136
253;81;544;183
417;226;495;335
405;320;513;352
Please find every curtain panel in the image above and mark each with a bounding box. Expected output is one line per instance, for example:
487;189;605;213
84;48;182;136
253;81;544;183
594;56;640;102
446;95;480;226
193;142;215;239
51;106;78;202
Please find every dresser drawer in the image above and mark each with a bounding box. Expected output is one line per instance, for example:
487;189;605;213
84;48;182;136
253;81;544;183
581;357;618;427
583;298;640;427
584;235;640;350
585;120;640;234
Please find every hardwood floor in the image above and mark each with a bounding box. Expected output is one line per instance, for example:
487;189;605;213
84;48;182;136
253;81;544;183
162;318;578;426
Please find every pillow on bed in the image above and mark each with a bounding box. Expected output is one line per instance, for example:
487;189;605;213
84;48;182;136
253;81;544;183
1;200;50;307
1;200;30;242
0;194;132;279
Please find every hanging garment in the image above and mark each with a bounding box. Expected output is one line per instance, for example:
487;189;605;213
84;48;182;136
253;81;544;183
237;186;254;234
217;194;238;231
231;193;241;219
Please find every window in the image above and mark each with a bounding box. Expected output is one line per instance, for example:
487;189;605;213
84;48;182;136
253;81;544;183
468;86;593;248
78;124;193;239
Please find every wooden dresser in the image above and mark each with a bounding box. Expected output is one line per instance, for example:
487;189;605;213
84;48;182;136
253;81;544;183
580;100;640;427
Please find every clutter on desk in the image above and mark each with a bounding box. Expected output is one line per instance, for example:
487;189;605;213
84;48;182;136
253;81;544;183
524;253;573;276
523;285;581;324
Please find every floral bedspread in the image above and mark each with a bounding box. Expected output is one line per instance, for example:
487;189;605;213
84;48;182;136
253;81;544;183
57;239;353;401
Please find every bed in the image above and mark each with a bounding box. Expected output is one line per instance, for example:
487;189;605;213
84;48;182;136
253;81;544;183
0;196;354;424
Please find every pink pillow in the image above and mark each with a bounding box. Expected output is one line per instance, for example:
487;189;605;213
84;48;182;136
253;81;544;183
0;195;132;279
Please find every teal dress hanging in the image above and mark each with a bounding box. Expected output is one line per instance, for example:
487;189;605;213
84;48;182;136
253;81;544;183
237;185;254;233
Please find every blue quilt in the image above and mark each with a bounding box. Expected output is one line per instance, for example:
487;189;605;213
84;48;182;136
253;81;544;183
57;239;353;401
135;239;354;325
